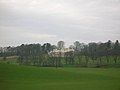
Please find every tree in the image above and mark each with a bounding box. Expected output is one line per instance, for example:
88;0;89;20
105;40;112;63
74;41;81;52
42;43;52;53
69;45;75;49
57;41;65;50
113;40;120;63
88;43;97;60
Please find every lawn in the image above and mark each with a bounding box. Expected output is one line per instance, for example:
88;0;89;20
0;63;120;90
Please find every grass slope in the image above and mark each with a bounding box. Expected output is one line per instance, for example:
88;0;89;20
0;64;120;90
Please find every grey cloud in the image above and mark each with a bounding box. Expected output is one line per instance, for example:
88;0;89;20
0;0;120;47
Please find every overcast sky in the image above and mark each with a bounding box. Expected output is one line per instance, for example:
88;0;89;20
0;0;120;47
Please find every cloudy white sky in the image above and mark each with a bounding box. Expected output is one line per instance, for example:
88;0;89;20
0;0;120;47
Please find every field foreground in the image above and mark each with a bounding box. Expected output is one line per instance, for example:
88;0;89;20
0;64;120;90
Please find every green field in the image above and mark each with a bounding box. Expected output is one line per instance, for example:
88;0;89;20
0;63;120;90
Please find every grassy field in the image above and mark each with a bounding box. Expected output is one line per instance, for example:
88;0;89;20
0;63;120;90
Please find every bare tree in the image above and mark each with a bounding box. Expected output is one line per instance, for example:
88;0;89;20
57;41;65;50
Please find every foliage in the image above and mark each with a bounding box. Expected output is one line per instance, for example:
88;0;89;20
0;40;120;67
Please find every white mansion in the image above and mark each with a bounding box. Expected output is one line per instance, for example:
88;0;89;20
48;48;74;57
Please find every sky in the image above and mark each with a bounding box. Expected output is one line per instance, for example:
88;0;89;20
0;0;120;47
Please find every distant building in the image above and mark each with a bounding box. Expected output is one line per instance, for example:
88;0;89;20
48;48;74;57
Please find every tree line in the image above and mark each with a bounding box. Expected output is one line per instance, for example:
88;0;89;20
73;40;120;67
0;40;120;67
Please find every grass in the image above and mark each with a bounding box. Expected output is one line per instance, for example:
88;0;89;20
0;63;120;90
